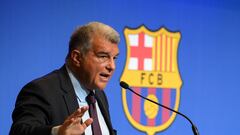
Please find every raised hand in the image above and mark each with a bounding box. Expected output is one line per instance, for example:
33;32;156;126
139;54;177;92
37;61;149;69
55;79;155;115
58;106;93;135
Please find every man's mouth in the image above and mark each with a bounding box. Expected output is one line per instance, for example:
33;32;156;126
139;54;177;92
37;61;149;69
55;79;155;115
99;73;111;81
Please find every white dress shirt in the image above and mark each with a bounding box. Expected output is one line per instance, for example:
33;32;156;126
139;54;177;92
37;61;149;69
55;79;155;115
66;67;110;135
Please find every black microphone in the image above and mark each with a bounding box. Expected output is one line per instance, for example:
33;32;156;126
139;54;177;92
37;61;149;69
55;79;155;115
120;81;199;135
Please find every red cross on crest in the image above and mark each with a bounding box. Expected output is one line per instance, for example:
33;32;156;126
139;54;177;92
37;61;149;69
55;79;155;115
130;32;152;70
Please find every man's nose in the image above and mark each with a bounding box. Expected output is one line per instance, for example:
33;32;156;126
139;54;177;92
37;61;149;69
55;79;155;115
106;58;116;71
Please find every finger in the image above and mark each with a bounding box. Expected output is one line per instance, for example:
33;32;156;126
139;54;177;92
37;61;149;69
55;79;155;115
78;106;89;117
82;118;93;130
71;117;81;126
68;106;88;120
62;118;75;128
72;106;89;118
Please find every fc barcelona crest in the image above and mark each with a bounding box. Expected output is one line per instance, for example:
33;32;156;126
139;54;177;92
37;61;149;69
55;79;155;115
121;26;182;135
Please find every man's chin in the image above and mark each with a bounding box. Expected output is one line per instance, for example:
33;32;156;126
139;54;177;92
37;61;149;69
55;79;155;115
95;83;107;90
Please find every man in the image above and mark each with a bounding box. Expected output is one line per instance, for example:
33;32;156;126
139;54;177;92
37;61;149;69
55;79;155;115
10;22;120;135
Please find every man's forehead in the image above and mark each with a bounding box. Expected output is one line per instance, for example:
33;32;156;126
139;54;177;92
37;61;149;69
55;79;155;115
95;46;119;55
91;37;118;47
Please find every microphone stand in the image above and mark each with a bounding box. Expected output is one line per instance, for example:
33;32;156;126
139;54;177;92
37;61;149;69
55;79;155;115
120;81;199;135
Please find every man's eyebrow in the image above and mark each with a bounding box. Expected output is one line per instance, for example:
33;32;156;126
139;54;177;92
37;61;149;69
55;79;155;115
96;51;119;56
96;51;109;55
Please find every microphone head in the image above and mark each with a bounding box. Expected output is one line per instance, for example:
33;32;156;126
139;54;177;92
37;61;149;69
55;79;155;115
120;81;129;89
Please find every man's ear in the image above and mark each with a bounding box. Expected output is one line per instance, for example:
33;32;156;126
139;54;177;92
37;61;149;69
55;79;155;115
70;49;82;67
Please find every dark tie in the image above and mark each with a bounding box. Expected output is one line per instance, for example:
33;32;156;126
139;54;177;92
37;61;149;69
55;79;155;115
86;91;102;135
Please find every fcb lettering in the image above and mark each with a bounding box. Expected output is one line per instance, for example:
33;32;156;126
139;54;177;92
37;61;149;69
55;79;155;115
140;72;163;85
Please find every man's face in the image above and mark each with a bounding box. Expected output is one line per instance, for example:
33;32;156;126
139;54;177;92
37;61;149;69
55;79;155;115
78;36;119;90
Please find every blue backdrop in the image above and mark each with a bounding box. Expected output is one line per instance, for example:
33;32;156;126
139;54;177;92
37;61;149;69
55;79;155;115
1;0;240;135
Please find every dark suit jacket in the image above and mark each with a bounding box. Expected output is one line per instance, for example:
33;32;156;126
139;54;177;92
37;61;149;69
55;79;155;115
10;66;116;135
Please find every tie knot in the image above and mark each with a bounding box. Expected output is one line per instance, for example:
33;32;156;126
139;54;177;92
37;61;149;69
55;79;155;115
86;91;96;105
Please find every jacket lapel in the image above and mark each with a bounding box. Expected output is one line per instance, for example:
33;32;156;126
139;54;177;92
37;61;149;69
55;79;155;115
58;65;79;115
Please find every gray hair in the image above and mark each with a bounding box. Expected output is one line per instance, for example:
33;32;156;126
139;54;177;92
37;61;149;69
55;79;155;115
66;22;120;59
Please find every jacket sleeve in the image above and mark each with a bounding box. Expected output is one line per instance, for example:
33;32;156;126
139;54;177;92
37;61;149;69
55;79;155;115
10;82;53;135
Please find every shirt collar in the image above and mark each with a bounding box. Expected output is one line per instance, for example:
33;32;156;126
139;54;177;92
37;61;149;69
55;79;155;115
66;65;90;103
